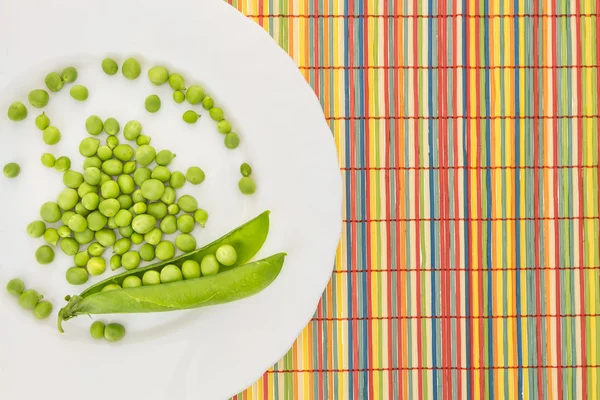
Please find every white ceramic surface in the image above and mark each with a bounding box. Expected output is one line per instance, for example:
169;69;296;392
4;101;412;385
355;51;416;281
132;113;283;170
0;0;342;399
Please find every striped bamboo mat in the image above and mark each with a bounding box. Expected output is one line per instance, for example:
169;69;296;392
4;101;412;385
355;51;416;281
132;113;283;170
227;1;600;399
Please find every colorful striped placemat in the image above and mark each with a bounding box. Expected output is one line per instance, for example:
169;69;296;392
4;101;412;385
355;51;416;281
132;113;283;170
227;0;599;398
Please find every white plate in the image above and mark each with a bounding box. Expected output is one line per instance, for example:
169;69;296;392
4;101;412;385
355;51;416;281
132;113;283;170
0;0;341;399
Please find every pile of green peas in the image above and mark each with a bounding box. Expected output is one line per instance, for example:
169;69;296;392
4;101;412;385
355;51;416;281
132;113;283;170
99;244;238;293
89;320;126;342
5;278;53;320
27;116;210;286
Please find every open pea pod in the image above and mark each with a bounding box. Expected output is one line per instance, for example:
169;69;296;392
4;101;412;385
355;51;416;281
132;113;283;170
57;253;286;332
81;210;270;297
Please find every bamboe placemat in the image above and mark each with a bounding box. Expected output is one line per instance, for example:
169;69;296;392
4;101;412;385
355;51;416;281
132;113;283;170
227;0;600;398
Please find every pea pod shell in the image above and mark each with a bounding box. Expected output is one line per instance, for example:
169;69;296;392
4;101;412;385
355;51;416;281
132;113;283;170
58;253;285;332
80;211;270;297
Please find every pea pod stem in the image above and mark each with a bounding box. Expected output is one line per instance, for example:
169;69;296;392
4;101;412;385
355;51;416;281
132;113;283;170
58;253;286;333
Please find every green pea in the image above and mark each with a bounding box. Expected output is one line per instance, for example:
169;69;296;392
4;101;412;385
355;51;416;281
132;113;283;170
61;66;78;83
160;264;183;283
118;225;134;238
84;115;103;135
36;113;50;130
123;120;142;141
83;157;101;171
100;173;112;185
75;202;91;217
90;321;105;339
139;243;155;261
148;66;169;85
178;195;198;213
132;189;145;204
107;217;118;230
35;245;55;264
54;156;71;172
57;188;79;210
136;145;156;166
177;214;195;234
161;187;176;205
28;89;49;108
173;91;185;103
193;209;209;227
145;94;161;113
131;202;146;215
86;211;107;231
95;229;116;247
101;180;120;199
151;166;171;182
215;244;237;266
104;323;126;342
146;203;166;221
68;214;88;233
43;126;61;145
107;136;119;149
123;161;137;174
40;201;61;223
7;101;27;121
186;85;205;104
19;289;41;309
117;175;135;194
113;209;132;227
61;211;76;226
57;226;72;238
74;228;95;244
202;95;214;110
27;221;46;238
65;266;88;285
132;214;157;234
74;251;90;267
99;199;121;217
238;177;256;195
240;163;252;177
144;228;162;246
224;132;240;149
186;167;205;185
102;58;118;75
155;150;176;166
201;254;220;276
133;167;151;186
217;120;232;134
175;234;197;252
79;137;100;157
122;251;141;270
142;270;161;285
70;85;89;101
141;179;165;201
44;228;59;246
81;193;99;211
169;171;186;189
122;58;141;80
87;257;106;276
97;146;113;161
102;284;121;292
167;204;179;215
102;159;123;175
182;260;201;279
209;107;224;121
117;194;133;209
122;275;142;289
182;110;200;124
136;134;152;146
112;144;133;162
113;238;132;256
104;117;120;135
33;301;53;320
155;241;175;261
83;167;101;186
130;232;143;245
45;72;63;92
60;238;80;256
2;162;20;178
6;278;25;296
63;170;84;189
160;215;177;234
168;73;185;90
110;254;122;270
40;153;55;168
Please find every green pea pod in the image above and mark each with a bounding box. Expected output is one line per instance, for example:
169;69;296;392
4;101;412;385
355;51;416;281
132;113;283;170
58;253;285;332
81;211;270;298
